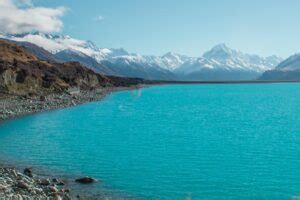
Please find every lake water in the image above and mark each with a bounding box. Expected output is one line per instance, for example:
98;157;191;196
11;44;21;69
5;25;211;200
0;84;300;199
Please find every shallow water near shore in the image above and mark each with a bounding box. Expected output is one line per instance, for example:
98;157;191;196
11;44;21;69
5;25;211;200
0;84;300;199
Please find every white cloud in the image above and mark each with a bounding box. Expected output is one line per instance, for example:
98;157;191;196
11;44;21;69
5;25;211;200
16;0;33;6
93;15;104;22
0;0;66;34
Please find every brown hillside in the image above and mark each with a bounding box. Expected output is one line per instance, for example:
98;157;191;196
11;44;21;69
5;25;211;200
0;40;143;95
0;40;38;62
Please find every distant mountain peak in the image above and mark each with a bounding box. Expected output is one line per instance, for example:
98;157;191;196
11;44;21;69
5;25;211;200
163;52;178;57
109;47;129;57
203;43;236;60
211;43;230;51
18;32;62;40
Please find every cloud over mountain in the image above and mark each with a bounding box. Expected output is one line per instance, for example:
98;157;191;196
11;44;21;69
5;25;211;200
0;0;66;34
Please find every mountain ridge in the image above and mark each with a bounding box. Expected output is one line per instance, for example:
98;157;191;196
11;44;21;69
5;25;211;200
0;32;284;81
259;54;300;80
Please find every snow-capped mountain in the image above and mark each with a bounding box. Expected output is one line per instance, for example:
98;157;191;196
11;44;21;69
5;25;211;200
0;33;283;81
54;49;118;75
0;32;175;79
264;55;284;68
2;32;129;62
102;56;178;80
144;52;192;71
175;44;283;80
0;32;189;70
203;44;281;72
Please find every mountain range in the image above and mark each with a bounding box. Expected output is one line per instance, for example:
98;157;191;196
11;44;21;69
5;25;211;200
0;32;290;81
259;53;300;80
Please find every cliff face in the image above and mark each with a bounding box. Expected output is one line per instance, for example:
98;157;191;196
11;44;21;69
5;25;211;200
0;40;143;95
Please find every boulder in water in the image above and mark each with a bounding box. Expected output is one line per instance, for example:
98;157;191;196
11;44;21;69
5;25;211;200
75;177;96;184
24;168;33;177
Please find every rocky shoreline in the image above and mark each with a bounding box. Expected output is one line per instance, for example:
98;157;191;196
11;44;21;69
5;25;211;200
0;86;142;123
0;167;71;199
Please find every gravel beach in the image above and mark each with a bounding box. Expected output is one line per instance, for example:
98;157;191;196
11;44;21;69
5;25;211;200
0;167;71;199
0;86;142;123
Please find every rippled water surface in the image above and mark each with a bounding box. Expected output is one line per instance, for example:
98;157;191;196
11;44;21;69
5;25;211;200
0;84;300;199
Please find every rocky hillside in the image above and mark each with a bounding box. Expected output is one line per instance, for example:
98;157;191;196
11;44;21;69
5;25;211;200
0;40;143;96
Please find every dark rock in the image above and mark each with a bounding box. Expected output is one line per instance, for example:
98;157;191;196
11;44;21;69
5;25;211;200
52;178;59;183
38;178;51;186
40;95;46;101
17;181;30;190
48;185;58;193
56;181;65;186
61;188;70;193
16;69;27;83
75;177;96;184
24;168;33;177
28;92;36;97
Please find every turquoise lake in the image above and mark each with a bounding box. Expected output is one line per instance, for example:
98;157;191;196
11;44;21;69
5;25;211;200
0;84;300;199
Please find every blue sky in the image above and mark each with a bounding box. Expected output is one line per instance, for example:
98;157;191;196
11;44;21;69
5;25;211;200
33;0;300;58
